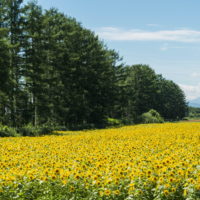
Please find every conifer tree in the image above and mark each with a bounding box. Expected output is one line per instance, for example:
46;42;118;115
3;0;24;126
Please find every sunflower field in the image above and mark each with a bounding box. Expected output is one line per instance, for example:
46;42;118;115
0;122;200;200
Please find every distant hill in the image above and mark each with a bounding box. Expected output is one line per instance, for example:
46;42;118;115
189;97;200;107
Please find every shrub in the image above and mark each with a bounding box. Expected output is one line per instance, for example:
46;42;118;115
17;123;67;136
106;118;122;127
17;124;40;136
38;124;54;135
0;124;18;137
141;109;164;124
18;124;54;136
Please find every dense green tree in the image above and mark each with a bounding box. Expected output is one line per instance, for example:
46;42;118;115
113;65;187;123
0;28;10;124
156;76;188;120
0;0;188;129
2;0;24;126
22;1;45;125
119;64;159;123
111;65;133;123
41;8;73;126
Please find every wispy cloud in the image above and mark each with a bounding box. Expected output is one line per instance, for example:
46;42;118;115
96;27;200;42
147;24;159;27
160;43;169;51
179;83;200;100
160;43;185;51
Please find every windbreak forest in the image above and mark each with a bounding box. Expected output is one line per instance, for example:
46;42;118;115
0;0;188;130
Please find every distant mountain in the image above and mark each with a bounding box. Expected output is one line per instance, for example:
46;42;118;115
189;97;200;107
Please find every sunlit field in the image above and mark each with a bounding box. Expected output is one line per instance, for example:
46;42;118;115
0;123;200;200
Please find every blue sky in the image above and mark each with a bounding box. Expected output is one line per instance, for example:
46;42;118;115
25;0;200;100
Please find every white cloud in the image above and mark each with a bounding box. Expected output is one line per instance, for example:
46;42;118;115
96;27;200;42
179;83;200;100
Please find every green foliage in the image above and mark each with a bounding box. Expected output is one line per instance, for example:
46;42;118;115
126;65;159;116
0;29;10;125
69;123;96;131
114;64;161;124
17;124;40;136
0;179;198;200
17;124;55;136
106;117;122;127
0;0;188;130
155;76;188;121
0;180;104;200
141;109;164;124
0;124;18;137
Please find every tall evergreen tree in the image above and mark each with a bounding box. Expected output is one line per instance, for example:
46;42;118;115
0;28;10;124
121;64;159;122
0;0;188;129
3;0;24;126
22;1;45;125
155;76;188;120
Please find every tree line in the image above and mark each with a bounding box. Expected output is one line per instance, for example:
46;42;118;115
0;0;188;130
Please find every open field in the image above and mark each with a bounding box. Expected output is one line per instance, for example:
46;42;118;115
0;123;200;199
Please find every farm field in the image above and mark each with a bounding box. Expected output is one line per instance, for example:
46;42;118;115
0;123;200;200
